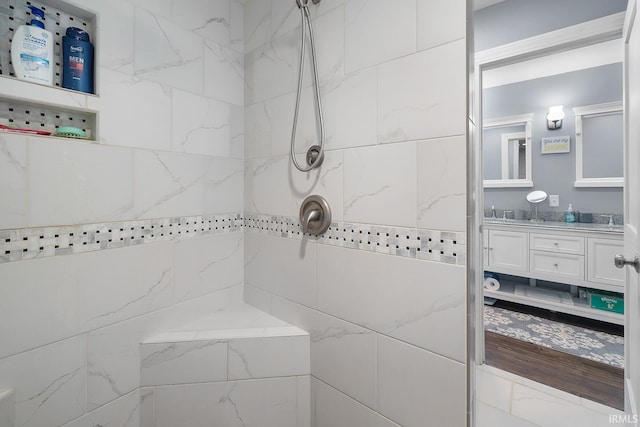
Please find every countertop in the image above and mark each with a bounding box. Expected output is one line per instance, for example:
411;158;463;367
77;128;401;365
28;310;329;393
484;218;624;234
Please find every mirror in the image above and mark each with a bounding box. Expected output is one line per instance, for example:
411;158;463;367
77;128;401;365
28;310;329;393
574;101;624;187
481;41;624;218
483;114;533;188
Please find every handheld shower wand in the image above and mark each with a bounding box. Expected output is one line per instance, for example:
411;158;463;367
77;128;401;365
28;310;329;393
291;0;325;172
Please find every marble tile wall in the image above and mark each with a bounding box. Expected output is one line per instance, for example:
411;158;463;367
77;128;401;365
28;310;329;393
243;1;468;426
0;0;246;426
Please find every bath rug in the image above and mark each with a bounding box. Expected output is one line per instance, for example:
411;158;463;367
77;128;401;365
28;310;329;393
484;305;624;368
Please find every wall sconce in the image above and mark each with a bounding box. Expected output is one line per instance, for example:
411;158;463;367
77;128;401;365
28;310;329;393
547;105;565;130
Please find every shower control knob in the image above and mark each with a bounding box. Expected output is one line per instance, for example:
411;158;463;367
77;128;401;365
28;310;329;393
299;195;331;235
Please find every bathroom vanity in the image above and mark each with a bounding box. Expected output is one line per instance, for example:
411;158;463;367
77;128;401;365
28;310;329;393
483;219;624;324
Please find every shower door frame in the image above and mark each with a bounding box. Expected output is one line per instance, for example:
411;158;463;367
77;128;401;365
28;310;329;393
468;11;626;426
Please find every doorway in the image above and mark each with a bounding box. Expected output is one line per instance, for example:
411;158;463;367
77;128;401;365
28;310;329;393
471;1;630;423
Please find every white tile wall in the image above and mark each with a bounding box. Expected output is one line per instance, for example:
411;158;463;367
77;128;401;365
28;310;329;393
344;0;417;74
171;89;232;157
343;143;417;227
244;232;317;308
0;1;472;426
244;101;272;158
376;335;466;427
1;3;245;427
244;0;271;53
134;9;204;93
204;40;245;106
133;150;209;219
242;1;468;427
245;34;296;105
99;68;172;150
0;242;172;360
416;0;466;51
0;389;14;427
140;340;228;386
0;134;28;229
28;140;134;226
170;0;232;47
316;244;466;361
299;6;346;87
172;233;244;302
417;135;467;232
322;67;377;151
270;295;377;408
313;378;401;427
227;335;310;380
62;390;143;427
152;377;301;427
378;39;467;144
244;156;292;215
0;336;86;427
477;365;624;427
87;286;243;410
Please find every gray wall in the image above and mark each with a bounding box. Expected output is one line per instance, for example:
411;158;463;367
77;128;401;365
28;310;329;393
483;63;624;215
475;0;628;51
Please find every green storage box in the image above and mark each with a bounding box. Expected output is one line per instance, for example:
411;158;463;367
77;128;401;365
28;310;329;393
589;290;624;314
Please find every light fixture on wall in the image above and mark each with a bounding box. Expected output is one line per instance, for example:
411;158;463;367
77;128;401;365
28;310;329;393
547;105;565;130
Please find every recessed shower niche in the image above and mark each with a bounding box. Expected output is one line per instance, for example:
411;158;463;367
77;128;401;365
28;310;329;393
0;0;98;141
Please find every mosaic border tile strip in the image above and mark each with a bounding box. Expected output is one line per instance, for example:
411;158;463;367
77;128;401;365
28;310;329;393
0;213;466;266
244;214;466;266
0;214;244;263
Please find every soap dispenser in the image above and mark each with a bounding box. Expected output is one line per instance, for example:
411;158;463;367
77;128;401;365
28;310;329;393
565;204;576;223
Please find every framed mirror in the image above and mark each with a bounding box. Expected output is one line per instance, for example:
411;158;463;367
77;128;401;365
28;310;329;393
483;114;534;188
574;101;624;187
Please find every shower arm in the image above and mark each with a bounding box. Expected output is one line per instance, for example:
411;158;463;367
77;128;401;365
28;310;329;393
291;0;325;173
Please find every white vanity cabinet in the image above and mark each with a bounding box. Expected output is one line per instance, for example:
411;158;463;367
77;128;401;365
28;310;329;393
588;238;626;287
485;229;529;273
529;233;585;281
483;221;624;324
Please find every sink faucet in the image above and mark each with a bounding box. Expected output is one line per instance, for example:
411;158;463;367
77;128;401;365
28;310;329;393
601;214;614;226
491;206;496;219
503;210;513;221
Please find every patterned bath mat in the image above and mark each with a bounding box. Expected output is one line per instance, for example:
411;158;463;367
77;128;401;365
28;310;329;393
484;305;624;369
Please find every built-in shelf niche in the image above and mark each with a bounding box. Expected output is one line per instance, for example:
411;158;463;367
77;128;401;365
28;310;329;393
0;0;98;140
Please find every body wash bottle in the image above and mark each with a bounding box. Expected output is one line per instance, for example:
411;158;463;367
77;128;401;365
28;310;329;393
11;6;54;86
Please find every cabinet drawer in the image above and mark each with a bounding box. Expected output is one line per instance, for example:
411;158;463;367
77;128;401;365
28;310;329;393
530;250;585;280
530;233;584;255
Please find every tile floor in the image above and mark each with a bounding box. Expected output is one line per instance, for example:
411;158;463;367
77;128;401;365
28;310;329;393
476;364;626;427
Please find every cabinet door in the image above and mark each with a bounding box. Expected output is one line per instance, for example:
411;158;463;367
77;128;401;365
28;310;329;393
587;238;625;287
488;230;528;272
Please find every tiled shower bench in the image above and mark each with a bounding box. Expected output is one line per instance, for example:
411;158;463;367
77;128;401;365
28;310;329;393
139;304;311;427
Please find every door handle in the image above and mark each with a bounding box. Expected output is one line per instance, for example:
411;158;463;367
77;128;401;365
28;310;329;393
614;253;640;273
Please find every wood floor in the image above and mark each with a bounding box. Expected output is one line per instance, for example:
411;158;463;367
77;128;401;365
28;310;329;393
484;302;625;411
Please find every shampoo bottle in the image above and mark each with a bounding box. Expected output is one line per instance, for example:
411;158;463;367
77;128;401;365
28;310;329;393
11;6;54;86
62;27;94;94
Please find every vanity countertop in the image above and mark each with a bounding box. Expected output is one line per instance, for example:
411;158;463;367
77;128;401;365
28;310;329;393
484;218;623;234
